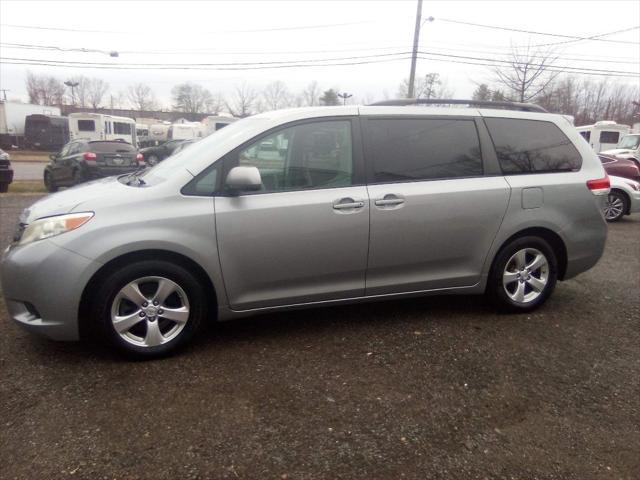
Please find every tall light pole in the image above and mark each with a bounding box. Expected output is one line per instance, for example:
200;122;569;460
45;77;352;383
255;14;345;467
64;80;79;106
338;92;353;105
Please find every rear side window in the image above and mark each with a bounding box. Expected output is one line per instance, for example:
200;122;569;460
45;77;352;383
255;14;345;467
485;118;582;174
579;131;591;142
367;118;482;182
77;120;95;132
599;131;620;144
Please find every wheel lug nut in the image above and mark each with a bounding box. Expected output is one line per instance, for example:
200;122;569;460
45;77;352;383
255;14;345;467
142;302;148;307
158;309;164;314
139;312;145;317
153;301;159;306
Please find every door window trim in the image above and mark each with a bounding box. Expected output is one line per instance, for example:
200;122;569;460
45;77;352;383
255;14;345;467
182;116;365;197
360;115;490;185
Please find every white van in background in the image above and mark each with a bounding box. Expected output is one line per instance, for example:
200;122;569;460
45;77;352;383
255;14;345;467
203;115;237;136
576;121;630;153
68;113;137;147
168;122;205;140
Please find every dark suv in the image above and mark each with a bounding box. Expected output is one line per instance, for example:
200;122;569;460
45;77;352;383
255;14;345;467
139;139;190;165
0;148;14;193
44;140;144;192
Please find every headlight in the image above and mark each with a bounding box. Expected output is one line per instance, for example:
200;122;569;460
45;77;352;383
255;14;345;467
19;212;94;246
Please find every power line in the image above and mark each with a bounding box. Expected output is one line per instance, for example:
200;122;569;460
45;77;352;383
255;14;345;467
0;20;375;35
438;19;640;45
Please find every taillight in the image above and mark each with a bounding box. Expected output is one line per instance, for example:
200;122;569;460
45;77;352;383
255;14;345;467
136;153;145;164
83;152;97;161
586;175;610;195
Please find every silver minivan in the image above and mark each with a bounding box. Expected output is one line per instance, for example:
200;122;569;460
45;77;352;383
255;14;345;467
1;101;609;358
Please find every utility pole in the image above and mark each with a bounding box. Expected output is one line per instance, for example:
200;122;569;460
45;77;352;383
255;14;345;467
407;0;423;99
337;92;353;105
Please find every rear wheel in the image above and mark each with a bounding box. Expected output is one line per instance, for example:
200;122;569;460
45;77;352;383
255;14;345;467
44;171;58;192
147;155;160;166
603;190;627;222
91;260;207;358
487;236;558;312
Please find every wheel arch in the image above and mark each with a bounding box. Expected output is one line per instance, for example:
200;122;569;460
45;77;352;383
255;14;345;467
490;227;568;281
78;249;218;339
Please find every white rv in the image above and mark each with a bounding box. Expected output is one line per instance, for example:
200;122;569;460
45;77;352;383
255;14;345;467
203;115;237;136
0;101;61;148
576;121;630;153
148;123;170;145
68;113;137;147
167;122;205;141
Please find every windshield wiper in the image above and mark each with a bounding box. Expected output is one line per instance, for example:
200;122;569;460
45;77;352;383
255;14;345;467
124;166;148;186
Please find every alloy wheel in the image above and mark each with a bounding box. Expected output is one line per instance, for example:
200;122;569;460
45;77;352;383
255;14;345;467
604;193;624;221
110;276;190;347
502;248;549;304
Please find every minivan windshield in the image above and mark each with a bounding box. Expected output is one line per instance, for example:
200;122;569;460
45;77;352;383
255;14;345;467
141;116;266;182
617;135;640;150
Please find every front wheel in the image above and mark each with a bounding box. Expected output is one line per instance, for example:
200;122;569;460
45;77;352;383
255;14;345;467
603;190;627;222
91;260;208;358
44;171;58;192
487;236;558;312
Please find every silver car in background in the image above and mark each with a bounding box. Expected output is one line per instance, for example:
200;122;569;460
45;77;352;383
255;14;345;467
1;100;609;358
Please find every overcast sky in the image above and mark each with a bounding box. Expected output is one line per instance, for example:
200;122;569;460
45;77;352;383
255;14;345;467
0;0;639;107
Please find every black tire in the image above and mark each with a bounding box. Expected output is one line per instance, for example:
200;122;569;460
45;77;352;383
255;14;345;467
147;155;159;166
44;171;58;193
90;259;208;358
72;169;83;186
603;190;628;222
0;182;8;193
487;236;558;313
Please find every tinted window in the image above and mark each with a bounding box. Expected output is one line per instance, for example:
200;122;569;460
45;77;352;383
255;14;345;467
599;131;620;144
114;122;132;135
215;122;229;130
485;118;582;174
77;120;95;132
88;142;135;153
234;120;353;192
367;118;482;182
579;131;591;142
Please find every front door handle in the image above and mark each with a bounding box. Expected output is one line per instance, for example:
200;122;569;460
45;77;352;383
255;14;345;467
374;194;405;207
333;198;365;210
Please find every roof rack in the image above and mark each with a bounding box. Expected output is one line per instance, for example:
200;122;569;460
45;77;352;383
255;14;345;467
367;98;547;113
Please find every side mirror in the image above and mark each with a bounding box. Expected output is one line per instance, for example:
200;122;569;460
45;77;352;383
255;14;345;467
225;166;262;192
50;154;58;161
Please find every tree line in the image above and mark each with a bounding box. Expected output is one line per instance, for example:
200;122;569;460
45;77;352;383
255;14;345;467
24;72;346;117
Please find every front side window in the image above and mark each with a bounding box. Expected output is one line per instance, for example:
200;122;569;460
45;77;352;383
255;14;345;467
77;120;95;132
114;122;132;135
367;118;482;182
486;118;582;174
234;120;353;192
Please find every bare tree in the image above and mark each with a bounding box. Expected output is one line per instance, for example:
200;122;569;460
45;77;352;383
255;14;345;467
302;81;322;106
87;78;109;110
226;83;258;118
397;72;449;99
128;83;158;111
493;43;560;102
171;82;213;114
261;81;292;111
25;72;65;106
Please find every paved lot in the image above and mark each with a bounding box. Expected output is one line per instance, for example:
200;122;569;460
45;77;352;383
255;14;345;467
1;194;639;480
10;161;47;181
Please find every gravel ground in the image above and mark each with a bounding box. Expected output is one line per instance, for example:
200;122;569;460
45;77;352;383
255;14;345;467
1;194;639;480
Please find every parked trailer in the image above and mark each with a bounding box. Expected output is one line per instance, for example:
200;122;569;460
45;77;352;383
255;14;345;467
148;123;170;145
24;114;69;151
203;115;237;136
576;121;630;153
0;101;61;148
167;122;205;140
68;113;137;147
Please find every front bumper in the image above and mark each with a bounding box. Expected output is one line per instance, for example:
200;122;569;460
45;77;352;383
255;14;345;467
0;168;13;184
1;239;102;341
